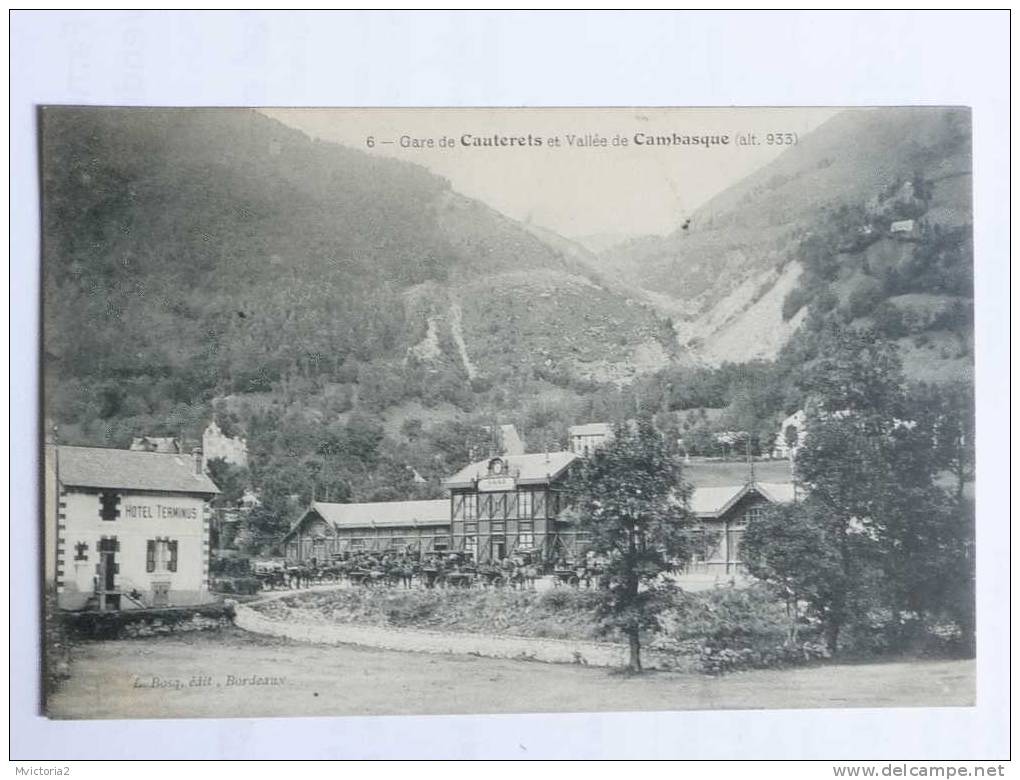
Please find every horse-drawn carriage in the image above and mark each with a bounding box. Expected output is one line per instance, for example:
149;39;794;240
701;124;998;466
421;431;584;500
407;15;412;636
252;559;288;590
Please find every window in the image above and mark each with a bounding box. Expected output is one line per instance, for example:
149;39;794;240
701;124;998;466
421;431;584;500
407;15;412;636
518;520;534;548
478;494;493;520
743;505;765;526
491;493;506;519
99;492;120;522
74;542;89;561
462;494;477;521
349;538;365;550
517;490;532;518
146;539;178;573
433;536;449;552
532;491;546;518
465;536;477;556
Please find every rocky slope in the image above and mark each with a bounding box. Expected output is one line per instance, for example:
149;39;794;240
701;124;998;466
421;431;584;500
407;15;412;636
594;108;973;372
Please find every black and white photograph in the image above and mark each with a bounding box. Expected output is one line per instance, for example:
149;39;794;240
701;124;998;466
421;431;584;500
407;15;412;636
39;105;978;720
10;9;1010;764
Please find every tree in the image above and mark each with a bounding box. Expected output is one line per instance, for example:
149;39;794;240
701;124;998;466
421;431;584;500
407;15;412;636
205;458;249;508
565;418;695;671
793;323;973;651
742;499;848;649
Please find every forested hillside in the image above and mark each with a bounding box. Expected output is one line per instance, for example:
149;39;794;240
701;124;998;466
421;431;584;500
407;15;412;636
41;108;679;545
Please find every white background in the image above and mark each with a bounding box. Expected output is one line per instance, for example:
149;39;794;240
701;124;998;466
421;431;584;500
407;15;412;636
9;10;1011;760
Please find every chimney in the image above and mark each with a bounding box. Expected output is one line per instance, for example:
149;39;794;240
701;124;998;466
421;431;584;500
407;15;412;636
192;447;204;475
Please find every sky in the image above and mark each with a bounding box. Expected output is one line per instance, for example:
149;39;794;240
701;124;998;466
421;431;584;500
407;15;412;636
263;107;837;246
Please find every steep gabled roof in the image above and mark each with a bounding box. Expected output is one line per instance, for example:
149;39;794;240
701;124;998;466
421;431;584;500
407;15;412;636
442;451;578;490
56;445;220;495
687;481;797;518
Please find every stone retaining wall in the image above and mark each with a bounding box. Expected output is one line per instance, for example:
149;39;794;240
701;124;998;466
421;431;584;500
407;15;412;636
235;603;690;670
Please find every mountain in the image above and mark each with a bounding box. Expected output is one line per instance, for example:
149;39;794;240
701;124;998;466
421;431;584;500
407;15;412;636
41;108;677;449
593;108;973;376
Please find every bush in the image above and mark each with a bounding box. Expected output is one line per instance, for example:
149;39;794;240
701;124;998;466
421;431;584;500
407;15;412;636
210;576;262;595
848;277;884;318
43;586;71;695
699;640;829;675
872;301;907;337
386;601;437;626
540;588;600;611
63;603;236;640
669;585;826;674
210;557;252;577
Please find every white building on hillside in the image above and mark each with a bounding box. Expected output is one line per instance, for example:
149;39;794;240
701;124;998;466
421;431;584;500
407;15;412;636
569;423;613;457
202;420;249;468
772;410;807;459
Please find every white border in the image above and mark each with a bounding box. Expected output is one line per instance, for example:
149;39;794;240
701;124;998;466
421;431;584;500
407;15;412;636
9;10;1011;760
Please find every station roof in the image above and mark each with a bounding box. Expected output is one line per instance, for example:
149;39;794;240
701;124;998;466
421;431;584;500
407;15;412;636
56;445;220;495
297;499;451;534
687;481;797;518
569;423;613;437
442;451;578;490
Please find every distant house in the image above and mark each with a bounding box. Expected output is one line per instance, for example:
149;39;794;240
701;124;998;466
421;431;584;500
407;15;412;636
202;420;248;468
685;480;797;576
46;444;220;611
129;436;180;454
569;423;613;457
889;219;920;240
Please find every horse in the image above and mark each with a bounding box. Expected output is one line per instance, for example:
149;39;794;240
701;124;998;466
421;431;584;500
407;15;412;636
521;564;540;590
396;562;415;589
286;566;313;589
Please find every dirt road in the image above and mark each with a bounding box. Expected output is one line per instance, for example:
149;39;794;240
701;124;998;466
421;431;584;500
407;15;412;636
47;628;975;720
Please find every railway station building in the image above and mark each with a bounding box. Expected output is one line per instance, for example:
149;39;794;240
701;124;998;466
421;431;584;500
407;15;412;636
281;436;798;575
282;499;450;563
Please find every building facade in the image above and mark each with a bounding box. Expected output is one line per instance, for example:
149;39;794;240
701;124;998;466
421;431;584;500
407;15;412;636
568;423;613;457
202;420;249;468
47;444;220;611
277;433;798;573
686;480;796;575
444;452;580;563
283;500;450;563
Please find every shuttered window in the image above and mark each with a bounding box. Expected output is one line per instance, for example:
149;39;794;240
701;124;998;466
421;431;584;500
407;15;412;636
147;539;178;572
